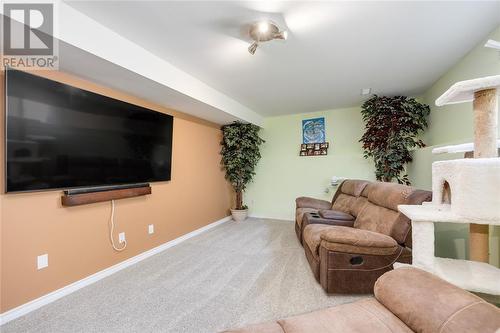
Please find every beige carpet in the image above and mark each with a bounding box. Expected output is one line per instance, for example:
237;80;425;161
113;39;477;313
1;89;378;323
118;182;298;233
2;218;367;333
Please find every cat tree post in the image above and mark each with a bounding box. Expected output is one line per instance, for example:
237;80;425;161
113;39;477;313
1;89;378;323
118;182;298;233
470;88;498;262
474;88;498;158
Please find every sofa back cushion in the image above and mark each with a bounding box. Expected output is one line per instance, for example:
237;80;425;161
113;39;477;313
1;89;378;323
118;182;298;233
341;179;371;197
350;186;370;217
354;201;404;242
331;180;371;217
354;182;431;244
374;268;500;333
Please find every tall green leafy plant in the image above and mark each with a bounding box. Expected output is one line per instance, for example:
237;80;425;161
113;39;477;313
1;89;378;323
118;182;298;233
360;95;430;185
220;121;265;210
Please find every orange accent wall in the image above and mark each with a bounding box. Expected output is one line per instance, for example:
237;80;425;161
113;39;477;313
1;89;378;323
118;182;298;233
0;69;233;313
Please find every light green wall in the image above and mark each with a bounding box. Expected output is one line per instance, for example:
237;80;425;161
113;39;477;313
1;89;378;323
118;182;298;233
408;25;500;266
247;25;500;266
246;107;374;220
422;25;500;146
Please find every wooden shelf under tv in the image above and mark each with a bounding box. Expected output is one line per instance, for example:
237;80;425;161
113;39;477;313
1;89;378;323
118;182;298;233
61;185;152;207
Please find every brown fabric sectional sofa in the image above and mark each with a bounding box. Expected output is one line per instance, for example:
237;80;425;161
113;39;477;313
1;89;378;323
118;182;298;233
296;179;432;293
222;267;500;333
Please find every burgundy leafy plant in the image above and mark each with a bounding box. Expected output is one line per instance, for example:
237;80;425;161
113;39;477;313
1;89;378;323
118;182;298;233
360;95;430;185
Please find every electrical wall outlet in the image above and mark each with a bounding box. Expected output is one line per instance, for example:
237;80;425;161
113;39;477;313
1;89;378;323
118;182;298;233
37;254;48;270
118;232;126;243
148;224;154;234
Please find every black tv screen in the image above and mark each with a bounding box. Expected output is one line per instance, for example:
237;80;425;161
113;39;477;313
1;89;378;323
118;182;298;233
5;69;173;193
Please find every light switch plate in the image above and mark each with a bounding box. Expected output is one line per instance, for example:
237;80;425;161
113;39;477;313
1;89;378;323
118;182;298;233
148;224;154;234
37;254;48;270
118;232;126;243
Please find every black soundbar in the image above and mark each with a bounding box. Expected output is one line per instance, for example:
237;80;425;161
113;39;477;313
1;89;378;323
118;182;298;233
63;183;149;195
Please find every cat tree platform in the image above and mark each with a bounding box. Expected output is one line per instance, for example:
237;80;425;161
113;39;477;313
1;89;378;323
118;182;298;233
435;74;500;106
397;203;500;295
432;139;500;154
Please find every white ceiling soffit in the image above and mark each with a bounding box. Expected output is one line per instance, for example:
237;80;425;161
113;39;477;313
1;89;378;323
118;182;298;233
66;1;500;117
58;41;246;125
53;2;264;126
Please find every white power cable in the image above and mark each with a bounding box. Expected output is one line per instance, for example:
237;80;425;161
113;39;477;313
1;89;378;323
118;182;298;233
109;200;127;251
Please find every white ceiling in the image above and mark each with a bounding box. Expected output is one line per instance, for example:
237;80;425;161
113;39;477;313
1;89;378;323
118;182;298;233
2;3;264;126
67;1;500;117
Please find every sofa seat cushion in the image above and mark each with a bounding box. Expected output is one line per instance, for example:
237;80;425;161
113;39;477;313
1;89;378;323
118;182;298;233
318;209;354;221
277;298;412;333
296;208;318;227
303;224;334;260
320;226;398;255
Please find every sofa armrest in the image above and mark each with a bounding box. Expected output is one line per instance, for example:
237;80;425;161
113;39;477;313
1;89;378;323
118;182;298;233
320;226;398;255
320;227;397;248
318;209;354;221
310;218;355;228
296;197;331;210
374;267;500;333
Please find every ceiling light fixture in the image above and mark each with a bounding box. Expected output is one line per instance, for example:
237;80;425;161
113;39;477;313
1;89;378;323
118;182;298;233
248;21;287;55
248;42;258;55
258;21;269;34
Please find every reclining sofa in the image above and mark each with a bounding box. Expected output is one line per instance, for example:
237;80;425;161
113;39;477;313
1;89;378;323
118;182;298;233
222;267;500;333
296;180;432;293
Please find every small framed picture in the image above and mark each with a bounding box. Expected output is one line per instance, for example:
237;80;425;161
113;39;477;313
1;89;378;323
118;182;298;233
300;141;329;156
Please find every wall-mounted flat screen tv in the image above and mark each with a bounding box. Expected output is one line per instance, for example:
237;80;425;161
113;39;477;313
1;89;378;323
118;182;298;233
5;69;173;193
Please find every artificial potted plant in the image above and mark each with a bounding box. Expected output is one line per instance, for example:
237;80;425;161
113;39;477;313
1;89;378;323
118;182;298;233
220;121;265;221
360;95;430;185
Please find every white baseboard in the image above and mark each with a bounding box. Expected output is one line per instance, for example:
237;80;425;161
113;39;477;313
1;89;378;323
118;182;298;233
0;216;231;326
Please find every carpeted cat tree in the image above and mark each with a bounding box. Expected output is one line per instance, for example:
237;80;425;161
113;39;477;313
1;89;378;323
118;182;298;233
397;75;500;297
